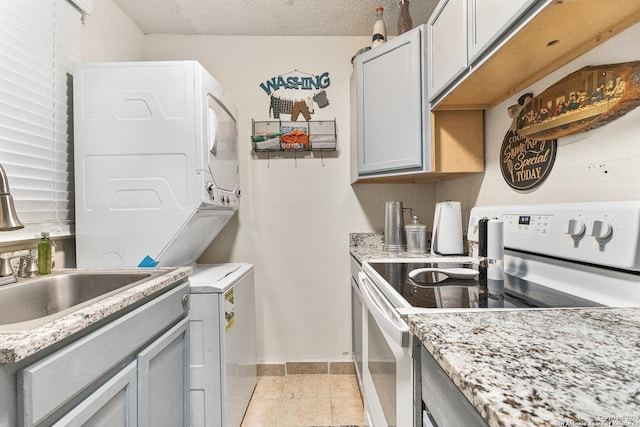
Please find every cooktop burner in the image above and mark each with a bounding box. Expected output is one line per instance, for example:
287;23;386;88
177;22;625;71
368;261;603;310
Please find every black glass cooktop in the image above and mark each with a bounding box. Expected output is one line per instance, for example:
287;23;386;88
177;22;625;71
368;262;603;310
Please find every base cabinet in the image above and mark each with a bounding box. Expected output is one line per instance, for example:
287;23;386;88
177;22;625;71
3;281;190;427
138;318;190;427
51;318;189;427
421;345;487;427
51;362;138;427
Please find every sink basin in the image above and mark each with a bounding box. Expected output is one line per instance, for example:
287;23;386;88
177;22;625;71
0;270;167;331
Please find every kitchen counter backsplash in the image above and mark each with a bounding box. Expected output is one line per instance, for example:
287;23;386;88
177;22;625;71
408;308;640;427
349;232;435;263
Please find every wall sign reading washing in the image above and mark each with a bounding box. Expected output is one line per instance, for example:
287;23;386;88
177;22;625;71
259;70;330;95
258;70;332;121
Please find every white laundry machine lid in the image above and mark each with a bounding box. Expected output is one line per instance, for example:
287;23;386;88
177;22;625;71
189;263;253;293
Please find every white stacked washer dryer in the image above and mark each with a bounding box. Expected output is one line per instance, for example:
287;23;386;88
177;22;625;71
73;60;240;269
73;61;255;427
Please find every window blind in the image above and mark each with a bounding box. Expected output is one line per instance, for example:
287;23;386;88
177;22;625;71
0;0;86;241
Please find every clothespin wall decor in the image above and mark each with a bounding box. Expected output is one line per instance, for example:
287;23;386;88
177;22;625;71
259;69;332;121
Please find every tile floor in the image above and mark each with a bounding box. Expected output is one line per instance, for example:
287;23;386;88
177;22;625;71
241;374;364;427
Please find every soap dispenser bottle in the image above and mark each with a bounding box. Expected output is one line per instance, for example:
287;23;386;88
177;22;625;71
37;232;52;275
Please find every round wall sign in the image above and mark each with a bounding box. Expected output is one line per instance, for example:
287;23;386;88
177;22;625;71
500;130;557;191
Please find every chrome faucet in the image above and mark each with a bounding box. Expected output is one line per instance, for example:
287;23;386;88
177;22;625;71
0;255;18;285
18;255;38;278
0;164;24;231
0;251;37;284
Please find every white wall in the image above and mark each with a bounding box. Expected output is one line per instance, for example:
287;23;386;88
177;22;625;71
140;35;436;364
80;0;144;61
436;23;640;212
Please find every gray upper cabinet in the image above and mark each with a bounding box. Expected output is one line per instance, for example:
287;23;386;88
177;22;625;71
467;0;539;64
352;27;429;180
427;0;467;101
350;24;484;183
433;0;640;110
428;0;545;104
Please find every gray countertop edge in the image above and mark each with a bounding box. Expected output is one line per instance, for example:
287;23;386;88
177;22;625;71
0;266;192;364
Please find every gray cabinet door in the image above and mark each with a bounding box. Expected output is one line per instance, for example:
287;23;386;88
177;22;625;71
137;317;190;427
428;0;468;100
355;27;426;176
467;0;538;63
51;362;137;427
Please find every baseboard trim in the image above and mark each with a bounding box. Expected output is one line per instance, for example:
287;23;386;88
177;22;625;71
256;361;355;376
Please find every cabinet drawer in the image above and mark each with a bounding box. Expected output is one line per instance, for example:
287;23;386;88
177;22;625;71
18;281;189;426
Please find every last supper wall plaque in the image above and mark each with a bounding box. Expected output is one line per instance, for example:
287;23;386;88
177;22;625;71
516;61;640;140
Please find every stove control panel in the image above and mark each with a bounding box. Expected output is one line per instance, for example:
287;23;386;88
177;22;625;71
502;214;552;235
468;201;640;271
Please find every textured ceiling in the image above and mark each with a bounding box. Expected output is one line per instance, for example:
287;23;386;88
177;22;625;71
112;0;435;36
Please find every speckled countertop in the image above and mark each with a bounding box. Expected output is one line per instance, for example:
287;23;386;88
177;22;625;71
349;232;442;263
0;266;192;364
349;232;640;427
407;309;640;427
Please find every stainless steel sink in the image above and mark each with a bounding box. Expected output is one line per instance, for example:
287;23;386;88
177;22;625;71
0;270;166;331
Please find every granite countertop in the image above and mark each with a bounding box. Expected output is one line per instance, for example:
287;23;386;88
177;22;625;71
0;266;192;364
349;232;440;263
407;309;640;427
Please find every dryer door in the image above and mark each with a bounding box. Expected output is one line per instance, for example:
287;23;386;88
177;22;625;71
207;94;238;193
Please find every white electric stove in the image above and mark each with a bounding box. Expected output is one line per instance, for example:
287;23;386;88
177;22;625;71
355;201;640;427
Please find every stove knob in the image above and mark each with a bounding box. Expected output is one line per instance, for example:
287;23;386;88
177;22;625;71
564;218;585;237
587;220;613;241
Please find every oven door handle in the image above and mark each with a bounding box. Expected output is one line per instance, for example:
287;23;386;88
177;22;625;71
358;272;410;348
